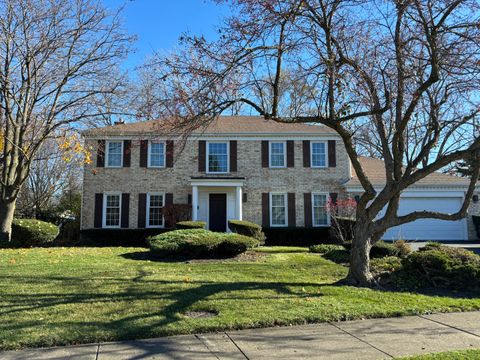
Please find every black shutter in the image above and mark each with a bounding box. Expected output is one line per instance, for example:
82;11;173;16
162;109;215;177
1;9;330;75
94;193;103;228
166;140;174;168
303;140;310;167
328;140;337;167
288;193;296;227
304;193;312;227
165;193;174;228
121;193;130;228
138;193;147;228
262;193;270;226
140;140;148;168
96;140;105;167
287;141;294;168
261;141;269;168
198;140;206;172
230;140;237;172
123;140;131;168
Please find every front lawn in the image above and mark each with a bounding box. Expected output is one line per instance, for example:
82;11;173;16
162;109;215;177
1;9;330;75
401;349;480;359
1;247;480;350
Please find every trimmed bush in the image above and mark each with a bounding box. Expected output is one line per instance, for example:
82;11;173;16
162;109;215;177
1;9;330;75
79;228;170;247
1;219;59;248
401;245;480;289
228;220;265;244
148;229;259;258
263;227;334;246
370;241;399;258
323;248;350;263
176;221;206;229
309;244;344;254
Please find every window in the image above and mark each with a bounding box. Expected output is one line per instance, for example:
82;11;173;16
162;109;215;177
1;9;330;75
311;142;327;167
270;193;287;226
312;193;329;226
106;141;123;167
269;142;286;168
207;142;229;173
147;193;164;228
103;193;121;228
148;141;165;168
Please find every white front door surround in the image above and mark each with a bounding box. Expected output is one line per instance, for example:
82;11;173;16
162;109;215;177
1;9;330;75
190;178;244;231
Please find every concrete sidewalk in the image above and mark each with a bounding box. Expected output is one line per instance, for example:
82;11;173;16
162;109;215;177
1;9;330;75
3;312;480;359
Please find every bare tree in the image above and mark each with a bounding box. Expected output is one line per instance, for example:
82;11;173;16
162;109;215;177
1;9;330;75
147;0;480;286
0;0;133;241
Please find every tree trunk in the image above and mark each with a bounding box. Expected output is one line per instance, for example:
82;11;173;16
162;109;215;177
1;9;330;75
346;223;374;287
0;199;16;242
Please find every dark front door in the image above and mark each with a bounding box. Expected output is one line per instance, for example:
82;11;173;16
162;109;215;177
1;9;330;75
209;194;227;232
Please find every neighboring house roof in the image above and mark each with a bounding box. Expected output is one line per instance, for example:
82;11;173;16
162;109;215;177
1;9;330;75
346;156;473;188
82;116;337;137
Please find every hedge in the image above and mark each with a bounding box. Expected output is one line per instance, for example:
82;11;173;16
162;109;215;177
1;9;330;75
263;227;334;246
176;221;206;229
473;215;480;239
0;219;59;248
148;229;259;258
228;220;265;243
79;228;171;247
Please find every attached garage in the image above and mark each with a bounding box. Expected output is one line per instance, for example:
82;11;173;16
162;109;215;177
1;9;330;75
381;194;468;241
346;157;478;242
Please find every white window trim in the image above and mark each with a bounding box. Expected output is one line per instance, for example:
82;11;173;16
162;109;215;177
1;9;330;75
146;192;165;228
102;192;122;228
206;141;230;174
105;140;124;168
147;140;166;168
269;141;287;168
269;192;288;227
311;192;330;227
310;141;328;168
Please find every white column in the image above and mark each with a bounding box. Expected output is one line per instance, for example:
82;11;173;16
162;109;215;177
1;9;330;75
236;186;243;220
192;185;198;220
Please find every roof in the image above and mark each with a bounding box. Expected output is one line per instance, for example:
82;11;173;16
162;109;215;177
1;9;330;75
82;116;337;137
346;156;473;188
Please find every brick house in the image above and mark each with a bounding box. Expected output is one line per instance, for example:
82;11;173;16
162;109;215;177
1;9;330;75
81;116;479;241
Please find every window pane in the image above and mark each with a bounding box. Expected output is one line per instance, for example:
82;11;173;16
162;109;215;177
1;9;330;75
208;143;228;172
270;143;285;167
313;194;328;225
311;142;326;167
149;142;165;167
148;194;164;227
271;194;286;225
105;194;120;226
107;142;122;167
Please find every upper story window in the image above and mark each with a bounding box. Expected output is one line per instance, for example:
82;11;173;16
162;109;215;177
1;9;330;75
106;141;123;167
147;193;164;228
103;193;121;228
269;141;286;168
312;193;329;226
311;142;327;168
270;192;287;227
207;142;229;173
148;141;165;168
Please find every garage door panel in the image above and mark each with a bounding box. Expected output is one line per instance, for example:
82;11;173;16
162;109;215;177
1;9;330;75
381;197;467;241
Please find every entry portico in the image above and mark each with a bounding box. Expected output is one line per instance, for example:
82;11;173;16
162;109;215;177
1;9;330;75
190;177;245;231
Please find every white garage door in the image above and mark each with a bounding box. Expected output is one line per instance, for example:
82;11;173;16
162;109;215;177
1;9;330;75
382;197;467;241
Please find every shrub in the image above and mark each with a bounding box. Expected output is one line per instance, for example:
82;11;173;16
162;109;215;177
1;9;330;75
393;240;412;258
370;241;399;258
323;248;350;263
148;229;259;258
263;227;334;246
401;245;480;289
309;244;344;254
79;228;169;247
0;219;60;248
370;256;402;275
228;220;265;244
176;221;206;229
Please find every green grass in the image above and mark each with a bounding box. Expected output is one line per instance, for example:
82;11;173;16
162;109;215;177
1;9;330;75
1;246;480;350
399;349;480;359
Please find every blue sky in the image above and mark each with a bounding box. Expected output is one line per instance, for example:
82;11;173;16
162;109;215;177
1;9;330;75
102;0;230;71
